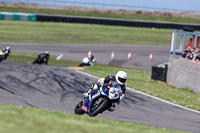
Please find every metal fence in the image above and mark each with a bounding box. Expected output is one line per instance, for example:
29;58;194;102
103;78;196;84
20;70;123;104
1;0;200;13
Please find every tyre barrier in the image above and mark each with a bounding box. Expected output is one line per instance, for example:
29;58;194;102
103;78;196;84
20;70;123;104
1;12;199;31
36;14;200;31
0;12;36;21
151;65;168;82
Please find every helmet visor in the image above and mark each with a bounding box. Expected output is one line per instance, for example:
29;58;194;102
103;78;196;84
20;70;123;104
118;77;126;84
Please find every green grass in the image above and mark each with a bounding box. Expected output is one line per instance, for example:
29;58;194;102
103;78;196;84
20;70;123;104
0;104;185;133
0;20;172;45
9;52;80;67
1;6;200;24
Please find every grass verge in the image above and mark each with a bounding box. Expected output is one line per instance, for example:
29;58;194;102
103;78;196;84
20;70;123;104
0;104;185;133
0;20;172;45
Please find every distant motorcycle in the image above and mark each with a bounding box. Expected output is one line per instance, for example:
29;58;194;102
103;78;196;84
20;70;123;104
0;50;9;62
0;51;3;62
74;81;122;117
33;55;47;64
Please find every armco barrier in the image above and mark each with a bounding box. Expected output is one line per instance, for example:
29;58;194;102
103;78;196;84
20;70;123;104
36;14;200;31
167;58;200;94
0;12;36;21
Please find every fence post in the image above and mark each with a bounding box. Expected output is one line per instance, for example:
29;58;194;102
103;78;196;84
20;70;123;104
62;1;64;9
112;4;115;12
93;3;95;11
53;0;55;8
35;0;37;8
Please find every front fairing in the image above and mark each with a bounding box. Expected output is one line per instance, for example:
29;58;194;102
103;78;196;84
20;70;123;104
82;86;109;112
82;83;121;113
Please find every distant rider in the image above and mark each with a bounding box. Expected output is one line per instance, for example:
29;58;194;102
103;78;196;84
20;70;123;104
79;55;96;67
83;71;127;111
33;51;50;64
1;46;11;60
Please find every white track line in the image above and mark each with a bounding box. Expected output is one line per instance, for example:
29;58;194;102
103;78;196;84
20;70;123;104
76;70;200;114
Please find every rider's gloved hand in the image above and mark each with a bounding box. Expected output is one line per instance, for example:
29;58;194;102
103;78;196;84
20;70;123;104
91;84;98;90
98;78;104;87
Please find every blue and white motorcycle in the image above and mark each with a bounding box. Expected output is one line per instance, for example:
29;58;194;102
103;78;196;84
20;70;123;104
74;81;122;117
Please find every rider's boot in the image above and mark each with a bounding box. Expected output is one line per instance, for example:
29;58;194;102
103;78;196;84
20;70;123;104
107;103;115;112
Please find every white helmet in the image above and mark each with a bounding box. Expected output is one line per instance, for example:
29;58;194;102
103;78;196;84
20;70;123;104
45;51;49;54
115;71;127;85
6;46;10;50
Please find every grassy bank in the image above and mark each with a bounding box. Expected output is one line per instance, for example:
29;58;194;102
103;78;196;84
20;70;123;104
0;20;172;45
1;6;200;24
0;104;185;133
7;53;200;111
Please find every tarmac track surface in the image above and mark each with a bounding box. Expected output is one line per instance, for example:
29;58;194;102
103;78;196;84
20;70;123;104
0;44;170;70
0;61;200;133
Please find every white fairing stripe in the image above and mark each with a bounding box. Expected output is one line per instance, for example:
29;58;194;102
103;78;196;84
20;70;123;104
100;87;106;95
89;94;91;101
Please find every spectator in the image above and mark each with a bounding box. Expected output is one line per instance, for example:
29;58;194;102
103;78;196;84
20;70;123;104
185;38;193;48
192;48;200;62
182;46;191;58
186;47;195;60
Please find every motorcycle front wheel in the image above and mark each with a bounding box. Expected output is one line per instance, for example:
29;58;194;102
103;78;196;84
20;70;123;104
88;97;110;117
74;101;85;115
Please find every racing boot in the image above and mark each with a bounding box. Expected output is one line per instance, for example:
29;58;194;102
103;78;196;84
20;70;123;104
107;103;115;112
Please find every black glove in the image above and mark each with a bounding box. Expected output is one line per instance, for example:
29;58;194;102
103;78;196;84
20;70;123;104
90;84;99;90
90;84;95;90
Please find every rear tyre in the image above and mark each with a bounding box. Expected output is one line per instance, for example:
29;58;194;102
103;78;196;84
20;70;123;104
88;98;110;117
74;101;85;115
33;59;37;64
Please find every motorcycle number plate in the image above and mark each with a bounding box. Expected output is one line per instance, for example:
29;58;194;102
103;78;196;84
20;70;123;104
82;104;88;112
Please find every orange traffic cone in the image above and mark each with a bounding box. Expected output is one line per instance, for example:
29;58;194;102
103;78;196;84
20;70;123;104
111;51;114;60
149;53;153;61
88;50;91;58
128;52;131;60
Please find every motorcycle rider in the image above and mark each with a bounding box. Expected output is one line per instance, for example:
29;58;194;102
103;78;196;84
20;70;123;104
33;51;50;64
79;55;96;67
1;46;11;60
83;71;127;111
